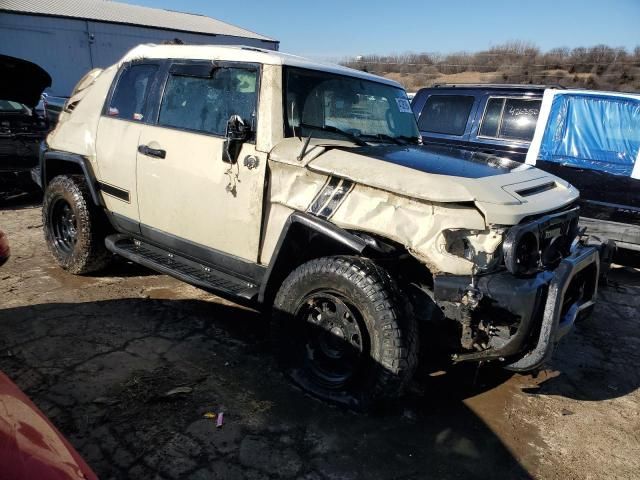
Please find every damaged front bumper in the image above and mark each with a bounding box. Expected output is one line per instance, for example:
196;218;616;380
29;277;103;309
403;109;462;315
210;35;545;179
434;245;600;371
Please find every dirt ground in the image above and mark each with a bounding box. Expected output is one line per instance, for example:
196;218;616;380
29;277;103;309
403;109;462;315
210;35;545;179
1;199;638;480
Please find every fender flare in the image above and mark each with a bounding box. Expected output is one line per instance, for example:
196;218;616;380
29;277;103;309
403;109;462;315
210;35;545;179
41;150;104;207
258;211;370;305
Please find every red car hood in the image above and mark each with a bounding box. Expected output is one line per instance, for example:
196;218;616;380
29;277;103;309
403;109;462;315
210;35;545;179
0;230;9;267
0;372;97;480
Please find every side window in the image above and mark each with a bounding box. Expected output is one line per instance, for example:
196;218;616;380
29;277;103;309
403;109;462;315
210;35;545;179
107;64;158;121
479;97;541;142
418;95;475;136
479;98;503;137
500;98;541;141
158;66;258;136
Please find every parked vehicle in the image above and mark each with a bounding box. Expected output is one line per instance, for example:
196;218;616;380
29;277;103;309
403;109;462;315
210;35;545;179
0;54;51;196
36;44;600;409
411;84;550;161
0;371;98;480
526;89;640;252
0;229;9;267
41;94;67;127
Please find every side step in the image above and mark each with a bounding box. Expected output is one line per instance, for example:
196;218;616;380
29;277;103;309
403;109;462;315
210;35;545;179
105;234;259;301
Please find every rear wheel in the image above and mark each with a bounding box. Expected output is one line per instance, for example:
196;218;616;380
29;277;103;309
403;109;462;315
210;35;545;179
272;256;418;410
43;175;111;274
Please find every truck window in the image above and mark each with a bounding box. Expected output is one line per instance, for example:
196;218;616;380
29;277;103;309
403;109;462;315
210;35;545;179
479;97;541;142
158;67;257;136
418;95;474;136
107;64;158;121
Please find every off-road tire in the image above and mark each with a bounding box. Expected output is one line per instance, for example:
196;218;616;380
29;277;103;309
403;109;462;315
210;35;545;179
272;256;419;410
43;175;111;274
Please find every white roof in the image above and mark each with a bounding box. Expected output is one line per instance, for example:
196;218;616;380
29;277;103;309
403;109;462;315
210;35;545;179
546;88;640;100
2;0;276;42
121;44;403;88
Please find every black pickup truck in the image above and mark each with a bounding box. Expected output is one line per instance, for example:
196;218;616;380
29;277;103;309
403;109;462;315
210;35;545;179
411;84;547;161
41;94;67;126
412;84;639;254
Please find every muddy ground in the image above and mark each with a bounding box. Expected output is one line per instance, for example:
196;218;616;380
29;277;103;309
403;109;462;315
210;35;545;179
1;199;638;480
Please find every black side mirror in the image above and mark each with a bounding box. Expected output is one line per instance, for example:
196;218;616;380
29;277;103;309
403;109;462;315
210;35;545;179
223;115;251;164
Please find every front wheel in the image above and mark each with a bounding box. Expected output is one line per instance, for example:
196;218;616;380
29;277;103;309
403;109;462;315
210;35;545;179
272;256;418;410
43;175;111;274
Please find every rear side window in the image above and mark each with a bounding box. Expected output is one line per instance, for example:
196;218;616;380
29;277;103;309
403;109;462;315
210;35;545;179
158;66;258;136
418;95;474;136
107;64;158;121
479;97;541;142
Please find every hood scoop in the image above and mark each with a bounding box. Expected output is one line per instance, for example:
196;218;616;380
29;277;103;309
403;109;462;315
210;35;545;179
515;181;557;197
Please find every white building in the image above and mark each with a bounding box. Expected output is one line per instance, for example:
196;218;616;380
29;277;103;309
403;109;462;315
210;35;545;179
0;0;279;95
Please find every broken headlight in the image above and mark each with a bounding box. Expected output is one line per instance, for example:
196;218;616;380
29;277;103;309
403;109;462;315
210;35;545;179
504;230;540;275
442;228;504;273
503;207;580;276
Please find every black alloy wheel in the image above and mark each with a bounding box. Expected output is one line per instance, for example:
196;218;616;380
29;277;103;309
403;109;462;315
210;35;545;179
295;292;366;390
42;175;111;274
272;256;419;410
49;197;78;255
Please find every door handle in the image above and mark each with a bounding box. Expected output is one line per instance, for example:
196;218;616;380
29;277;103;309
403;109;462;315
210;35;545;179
138;144;166;159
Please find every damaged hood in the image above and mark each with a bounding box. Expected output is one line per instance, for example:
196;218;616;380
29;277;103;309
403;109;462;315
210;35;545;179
294;142;579;224
0;55;52;107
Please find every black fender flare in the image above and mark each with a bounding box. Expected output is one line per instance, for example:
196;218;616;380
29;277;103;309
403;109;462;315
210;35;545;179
258;211;371;305
40;149;104;207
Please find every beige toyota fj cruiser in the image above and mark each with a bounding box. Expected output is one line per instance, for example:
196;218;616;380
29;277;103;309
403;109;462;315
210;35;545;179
35;44;600;408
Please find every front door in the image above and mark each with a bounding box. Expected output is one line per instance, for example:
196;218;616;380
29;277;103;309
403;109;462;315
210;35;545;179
136;62;266;263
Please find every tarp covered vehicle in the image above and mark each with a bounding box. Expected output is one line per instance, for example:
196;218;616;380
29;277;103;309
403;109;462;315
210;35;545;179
526;90;640;251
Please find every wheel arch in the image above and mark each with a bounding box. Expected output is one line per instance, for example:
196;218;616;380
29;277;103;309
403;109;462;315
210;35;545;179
41;151;103;208
258;211;404;306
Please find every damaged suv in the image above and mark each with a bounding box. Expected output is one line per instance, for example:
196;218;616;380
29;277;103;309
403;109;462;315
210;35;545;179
36;45;600;408
0;55;51;197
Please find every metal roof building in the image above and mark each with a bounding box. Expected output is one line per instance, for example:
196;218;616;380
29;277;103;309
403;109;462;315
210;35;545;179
0;0;279;96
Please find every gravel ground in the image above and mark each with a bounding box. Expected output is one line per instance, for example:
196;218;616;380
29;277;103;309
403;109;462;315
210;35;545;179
1;200;638;480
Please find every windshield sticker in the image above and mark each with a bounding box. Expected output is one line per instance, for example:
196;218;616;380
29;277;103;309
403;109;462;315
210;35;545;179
395;97;412;113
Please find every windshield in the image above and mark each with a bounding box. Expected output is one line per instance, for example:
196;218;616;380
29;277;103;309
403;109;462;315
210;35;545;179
284;67;420;144
0;100;28;113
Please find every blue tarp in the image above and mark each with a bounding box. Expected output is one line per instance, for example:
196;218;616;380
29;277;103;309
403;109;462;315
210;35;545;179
538;93;640;176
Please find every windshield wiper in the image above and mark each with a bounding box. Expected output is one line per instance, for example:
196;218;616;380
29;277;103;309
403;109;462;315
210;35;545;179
299;122;367;146
396;135;422;145
359;133;404;145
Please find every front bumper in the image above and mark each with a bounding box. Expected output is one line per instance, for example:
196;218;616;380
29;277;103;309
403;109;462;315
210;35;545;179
506;246;599;371
434;245;600;371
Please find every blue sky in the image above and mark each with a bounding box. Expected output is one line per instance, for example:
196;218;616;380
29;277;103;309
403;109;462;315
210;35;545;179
121;0;639;60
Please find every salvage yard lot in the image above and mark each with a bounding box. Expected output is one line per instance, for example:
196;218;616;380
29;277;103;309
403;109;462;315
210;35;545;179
1;201;639;480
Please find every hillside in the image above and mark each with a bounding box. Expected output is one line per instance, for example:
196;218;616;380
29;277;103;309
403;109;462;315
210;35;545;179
341;43;640;93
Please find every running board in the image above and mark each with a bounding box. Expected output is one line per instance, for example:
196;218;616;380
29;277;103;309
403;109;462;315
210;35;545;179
105;234;259;301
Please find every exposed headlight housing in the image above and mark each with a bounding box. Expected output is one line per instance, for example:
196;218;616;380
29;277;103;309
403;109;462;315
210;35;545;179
503;208;580;276
442;228;505;273
504;230;540;275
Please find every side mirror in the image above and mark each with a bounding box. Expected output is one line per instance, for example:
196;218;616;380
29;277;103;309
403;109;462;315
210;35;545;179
223;115;251;164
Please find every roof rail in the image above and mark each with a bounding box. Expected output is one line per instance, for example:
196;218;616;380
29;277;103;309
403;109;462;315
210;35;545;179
431;83;566;90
